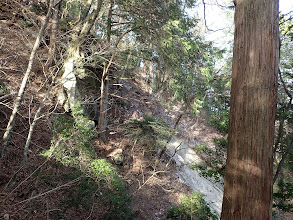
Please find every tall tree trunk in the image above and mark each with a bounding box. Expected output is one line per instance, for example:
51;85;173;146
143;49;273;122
1;0;54;158
221;0;279;219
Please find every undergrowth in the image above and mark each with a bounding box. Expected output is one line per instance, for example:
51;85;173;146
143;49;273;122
193;144;212;154
166;191;218;220
190;163;223;183
123;114;172;156
273;176;293;212
42;104;133;219
0;82;9;94
209;111;229;133
213;137;228;148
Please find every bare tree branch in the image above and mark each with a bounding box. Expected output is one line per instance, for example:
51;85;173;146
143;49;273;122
1;0;54;158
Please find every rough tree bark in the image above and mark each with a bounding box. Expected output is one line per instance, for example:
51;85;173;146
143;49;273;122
1;0;54;158
221;0;279;219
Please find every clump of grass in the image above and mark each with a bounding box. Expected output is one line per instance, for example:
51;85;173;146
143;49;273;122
166;191;217;220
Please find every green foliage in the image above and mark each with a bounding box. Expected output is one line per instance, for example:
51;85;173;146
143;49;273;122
209;111;229;133
273;177;293;212
192;99;204;115
123;115;172;155
213;137;228;148
43;112;96;165
193;144;210;153
90;159;133;219
0;83;9;94
190;163;223;183
42;104;133;218
63;177;97;209
166;192;217;220
203;53;232;134
272;14;293;215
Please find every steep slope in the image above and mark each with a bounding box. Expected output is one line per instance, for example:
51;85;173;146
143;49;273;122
0;13;226;220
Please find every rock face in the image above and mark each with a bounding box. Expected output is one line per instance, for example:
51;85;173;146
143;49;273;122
167;136;223;217
59;59;101;119
61;57;80;112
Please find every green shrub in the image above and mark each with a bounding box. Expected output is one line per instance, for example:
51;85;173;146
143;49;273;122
192;99;204;116
273;177;293;212
123;114;172;155
209;116;229;133
213;137;228;148
43;104;96;163
63;177;97;209
0;83;9;94
42;104;133;219
209;110;229;133
166;192;217;220
193;144;211;154
190;163;223;182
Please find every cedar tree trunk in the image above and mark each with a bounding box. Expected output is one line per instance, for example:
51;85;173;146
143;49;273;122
221;0;279;219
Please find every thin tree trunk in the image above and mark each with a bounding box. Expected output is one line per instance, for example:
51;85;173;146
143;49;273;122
98;66;109;141
1;0;54;158
45;0;62;73
273;69;293;182
273;98;292;159
106;0;113;43
221;0;279;219
173;95;195;129
273;146;290;184
98;0;113;141
79;0;103;37
23;67;60;162
274;70;293;159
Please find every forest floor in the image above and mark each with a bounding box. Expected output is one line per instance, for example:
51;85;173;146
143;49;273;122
0;71;221;220
0;22;215;219
1;19;292;220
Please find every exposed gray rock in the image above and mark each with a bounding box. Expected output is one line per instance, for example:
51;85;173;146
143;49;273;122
166;136;223;218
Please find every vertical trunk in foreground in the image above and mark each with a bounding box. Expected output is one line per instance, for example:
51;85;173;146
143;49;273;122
221;0;279;219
